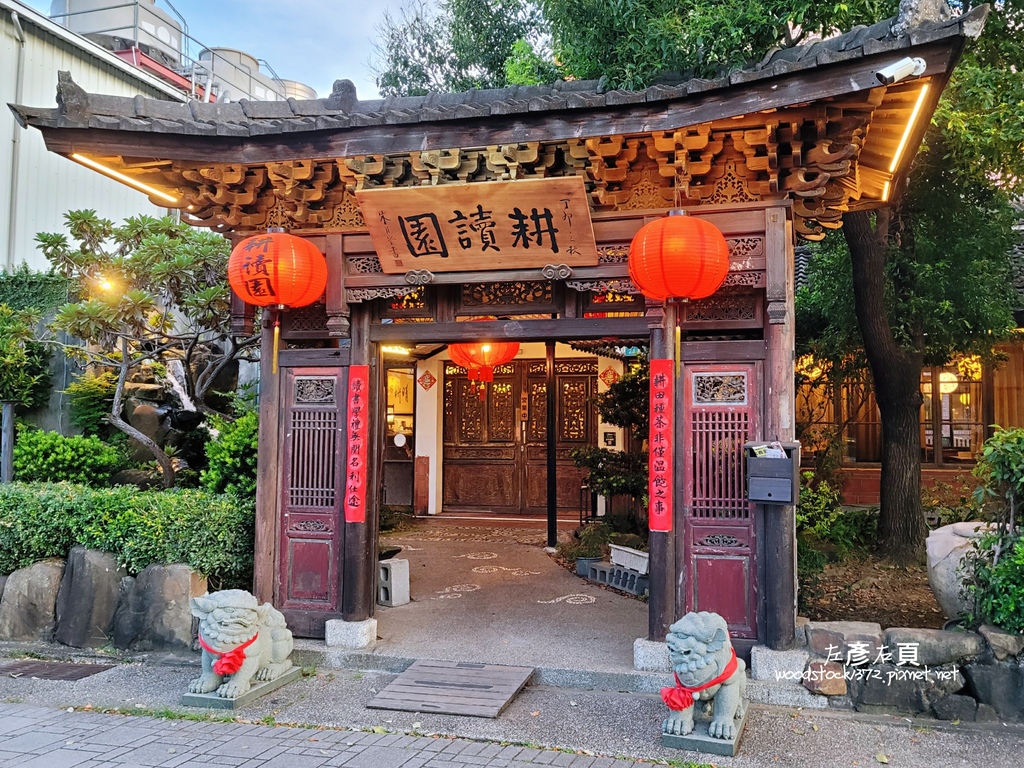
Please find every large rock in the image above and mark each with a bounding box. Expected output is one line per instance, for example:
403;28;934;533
883;627;985;666
978;624;1024;661
963;660;1024;722
932;693;979;722
55;547;127;648
926;522;993;620
112;564;206;651
806;621;883;661
803;661;847;696
848;663;964;714
0;559;66;641
0;575;7;600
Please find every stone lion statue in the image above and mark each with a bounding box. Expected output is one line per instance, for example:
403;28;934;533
661;611;747;740
188;589;294;699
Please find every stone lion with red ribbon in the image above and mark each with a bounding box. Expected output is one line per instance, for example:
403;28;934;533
188;590;295;699
661;611;747;741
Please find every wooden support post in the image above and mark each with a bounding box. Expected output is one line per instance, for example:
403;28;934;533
648;300;676;642
764;207;797;650
546;340;557;549
343;305;378;622
1;402;14;483
253;315;280;604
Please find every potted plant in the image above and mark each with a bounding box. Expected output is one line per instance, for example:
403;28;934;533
559;523;612;577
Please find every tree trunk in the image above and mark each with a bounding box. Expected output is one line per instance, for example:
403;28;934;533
843;210;927;564
111;338;175;489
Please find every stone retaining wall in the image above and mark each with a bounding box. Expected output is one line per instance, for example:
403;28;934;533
751;619;1024;722
0;547;206;651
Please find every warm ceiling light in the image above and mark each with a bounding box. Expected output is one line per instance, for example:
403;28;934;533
889;84;930;173
381;345;410;355
70;153;179;203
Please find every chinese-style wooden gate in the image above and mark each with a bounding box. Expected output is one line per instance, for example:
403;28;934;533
15;3;978;653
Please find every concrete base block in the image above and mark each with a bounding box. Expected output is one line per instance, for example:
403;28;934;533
325;618;378;649
662;702;748;757
750;645;810;682
634;637;671;672
181;665;302;710
746;679;828;709
378;558;410;607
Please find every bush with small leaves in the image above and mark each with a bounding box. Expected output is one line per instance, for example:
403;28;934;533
12;427;122;485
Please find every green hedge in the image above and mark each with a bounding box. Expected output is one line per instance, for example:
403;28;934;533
13;427;123;485
0;483;254;590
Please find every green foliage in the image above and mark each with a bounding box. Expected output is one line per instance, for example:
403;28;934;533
558;521;613;561
966;532;1024;634
541;0;893;89
0;264;71;313
570;446;647;498
922;476;984;528
0;304;42;406
505;39;561;85
379;505;413;532
0;483;254;590
595;359;648;438
12;426;122;485
64;371;118;436
201;411;259;498
797;471;877;558
373;0;546;96
973;426;1024;517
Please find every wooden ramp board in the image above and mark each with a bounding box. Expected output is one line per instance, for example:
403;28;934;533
367;659;533;718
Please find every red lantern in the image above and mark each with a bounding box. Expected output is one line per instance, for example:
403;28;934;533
227;232;328;309
227;232;328;374
449;339;520;383
627;212;730;301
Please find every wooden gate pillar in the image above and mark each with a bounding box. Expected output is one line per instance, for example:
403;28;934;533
647;300;676;641
763;207;797;649
342;304;380;622
253;313;281;605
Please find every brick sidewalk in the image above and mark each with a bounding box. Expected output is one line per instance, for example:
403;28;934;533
0;705;655;768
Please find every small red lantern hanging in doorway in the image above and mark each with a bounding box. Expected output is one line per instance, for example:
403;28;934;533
627;210;730;302
227;231;328;373
449;338;520;399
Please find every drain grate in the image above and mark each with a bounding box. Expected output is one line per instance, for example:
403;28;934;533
368;659;533;718
0;660;114;681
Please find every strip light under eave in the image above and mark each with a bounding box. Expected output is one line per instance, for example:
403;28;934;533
70;153;179;204
882;180;891;202
888;84;930;174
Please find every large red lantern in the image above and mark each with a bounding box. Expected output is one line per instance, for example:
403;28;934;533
227;232;328;308
227;232;328;373
449;339;520;383
627;211;730;301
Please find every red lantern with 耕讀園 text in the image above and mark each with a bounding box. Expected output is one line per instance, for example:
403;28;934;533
627;212;730;301
227;232;328;374
227;232;328;309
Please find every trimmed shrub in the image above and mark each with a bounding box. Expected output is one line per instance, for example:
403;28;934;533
0;482;254;590
202;411;258;498
64;371;118;436
12;427;122;484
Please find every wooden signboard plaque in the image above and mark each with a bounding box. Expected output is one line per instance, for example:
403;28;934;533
355;177;598;274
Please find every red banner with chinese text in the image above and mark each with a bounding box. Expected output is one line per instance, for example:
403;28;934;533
344;365;370;524
649;359;674;532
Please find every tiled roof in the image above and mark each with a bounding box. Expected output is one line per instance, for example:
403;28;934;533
9;6;987;139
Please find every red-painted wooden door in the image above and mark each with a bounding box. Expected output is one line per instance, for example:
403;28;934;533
277;366;347;636
681;363;761;639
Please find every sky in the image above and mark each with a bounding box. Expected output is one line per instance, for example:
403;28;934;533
22;0;409;99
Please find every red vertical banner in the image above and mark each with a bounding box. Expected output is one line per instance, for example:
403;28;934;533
344;365;370;523
649;359;675;532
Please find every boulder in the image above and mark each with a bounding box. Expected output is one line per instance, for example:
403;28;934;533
962;660;1024;722
112;564;206;651
932;693;979;722
806;621;884;661
926;522;993;620
55;547;127;648
848;663;964;715
124;382;165;401
125;402;171;461
978;624;1024;661
803;661;847;696
0;559;66;641
0;574;7;600
883;627;985;666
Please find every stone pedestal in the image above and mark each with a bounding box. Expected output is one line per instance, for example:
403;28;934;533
325;618;377;649
662;702;748;757
182;665;302;710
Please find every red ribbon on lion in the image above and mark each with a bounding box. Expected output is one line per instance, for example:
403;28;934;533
198;633;258;676
660;649;739;711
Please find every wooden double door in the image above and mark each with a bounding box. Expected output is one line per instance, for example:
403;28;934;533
442;359;597;514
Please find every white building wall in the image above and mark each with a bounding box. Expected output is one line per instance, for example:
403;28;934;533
1;0;185;272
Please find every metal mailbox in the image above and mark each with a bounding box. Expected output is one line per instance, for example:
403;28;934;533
744;441;801;504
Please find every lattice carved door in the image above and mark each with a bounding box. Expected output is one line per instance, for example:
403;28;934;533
277;367;347;634
681;363;761;639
